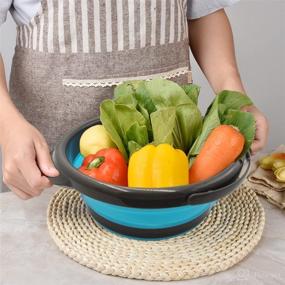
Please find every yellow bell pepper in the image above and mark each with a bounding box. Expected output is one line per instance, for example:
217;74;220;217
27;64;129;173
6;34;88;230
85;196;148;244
128;144;189;188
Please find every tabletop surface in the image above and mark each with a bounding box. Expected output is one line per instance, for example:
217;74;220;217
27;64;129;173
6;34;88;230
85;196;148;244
0;186;284;285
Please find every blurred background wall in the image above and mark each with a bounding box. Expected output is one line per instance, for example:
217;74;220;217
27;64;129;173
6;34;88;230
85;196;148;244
1;0;284;192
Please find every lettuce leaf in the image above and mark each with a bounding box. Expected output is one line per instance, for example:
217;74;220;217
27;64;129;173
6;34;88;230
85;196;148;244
189;90;253;157
144;78;191;108
114;81;155;140
128;141;143;156
188;98;220;157
126;122;148;147
218;90;253;110
111;79;202;154
100;100;128;159
100;100;149;160
181;84;200;105
174;103;202;151
150;107;176;145
144;79;202;153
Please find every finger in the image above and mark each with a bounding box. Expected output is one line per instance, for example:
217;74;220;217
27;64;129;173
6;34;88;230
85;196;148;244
6;167;47;197
2;164;42;197
34;139;59;177
251;130;268;153
6;184;32;200
18;152;52;193
251;140;264;154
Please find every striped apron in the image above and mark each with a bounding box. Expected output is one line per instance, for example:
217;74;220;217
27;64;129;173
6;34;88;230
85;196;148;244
9;0;192;150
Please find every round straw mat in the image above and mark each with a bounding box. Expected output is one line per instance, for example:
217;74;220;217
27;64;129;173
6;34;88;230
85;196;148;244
47;183;265;281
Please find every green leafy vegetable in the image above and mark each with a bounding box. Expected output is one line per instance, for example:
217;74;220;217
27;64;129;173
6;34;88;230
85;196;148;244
181;84;200;105
189;90;254;158
132;81;157;114
100;100;127;158
114;104;146;133
189;99;220;157
110;79;202;155
114;82;136;102
100;100;149;160
218;90;253;110
150;103;202;152
113;91;137;107
144;78;191;108
174;104;202;151
100;79;255;162
144;79;202;153
114;80;156;114
128;141;143;156
150;107;176;145
126;122;148;147
114;81;155;140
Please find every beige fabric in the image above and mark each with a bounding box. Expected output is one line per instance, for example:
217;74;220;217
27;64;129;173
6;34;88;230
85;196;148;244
248;169;285;191
247;145;285;210
245;181;285;210
248;145;285;191
47;184;265;281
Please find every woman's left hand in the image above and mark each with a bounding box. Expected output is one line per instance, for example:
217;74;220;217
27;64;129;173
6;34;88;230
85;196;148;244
242;105;269;155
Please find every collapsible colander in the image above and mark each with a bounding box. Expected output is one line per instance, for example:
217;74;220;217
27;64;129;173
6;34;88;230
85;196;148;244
50;118;250;239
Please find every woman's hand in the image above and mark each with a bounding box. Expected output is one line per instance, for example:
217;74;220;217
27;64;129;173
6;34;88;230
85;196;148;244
1;116;59;199
242;105;269;155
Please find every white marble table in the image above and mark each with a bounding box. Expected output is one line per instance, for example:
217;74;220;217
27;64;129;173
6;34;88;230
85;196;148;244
0;186;284;285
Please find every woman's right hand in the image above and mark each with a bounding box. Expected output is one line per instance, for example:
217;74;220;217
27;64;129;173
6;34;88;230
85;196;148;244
1;116;59;199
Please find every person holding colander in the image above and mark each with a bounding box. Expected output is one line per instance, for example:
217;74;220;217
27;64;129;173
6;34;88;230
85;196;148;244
0;0;268;199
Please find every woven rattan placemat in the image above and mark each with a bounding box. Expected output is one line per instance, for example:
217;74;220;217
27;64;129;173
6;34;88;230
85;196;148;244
47;184;265;281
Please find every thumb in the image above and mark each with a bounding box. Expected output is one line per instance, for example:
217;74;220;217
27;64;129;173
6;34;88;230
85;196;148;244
34;140;60;177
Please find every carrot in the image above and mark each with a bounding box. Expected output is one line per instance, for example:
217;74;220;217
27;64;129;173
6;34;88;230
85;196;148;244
189;125;245;184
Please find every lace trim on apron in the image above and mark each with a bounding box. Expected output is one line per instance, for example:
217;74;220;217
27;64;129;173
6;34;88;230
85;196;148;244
62;67;192;87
